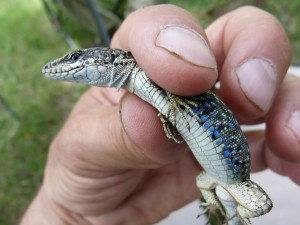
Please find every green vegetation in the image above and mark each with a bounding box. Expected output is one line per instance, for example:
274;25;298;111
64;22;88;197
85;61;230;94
0;1;87;224
163;0;300;65
0;0;299;224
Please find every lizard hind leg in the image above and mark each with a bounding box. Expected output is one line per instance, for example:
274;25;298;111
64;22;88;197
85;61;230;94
215;185;252;225
200;186;251;225
222;180;273;219
198;190;226;225
196;172;227;224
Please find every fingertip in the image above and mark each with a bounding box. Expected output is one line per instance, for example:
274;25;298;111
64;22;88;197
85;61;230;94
266;117;300;163
112;4;218;96
266;75;300;163
207;6;291;122
221;57;280;123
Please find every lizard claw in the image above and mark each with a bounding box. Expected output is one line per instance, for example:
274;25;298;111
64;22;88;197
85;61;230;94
159;91;201;144
158;113;184;144
198;200;226;225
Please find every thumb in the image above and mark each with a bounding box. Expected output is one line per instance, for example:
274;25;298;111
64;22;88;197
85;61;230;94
51;87;187;171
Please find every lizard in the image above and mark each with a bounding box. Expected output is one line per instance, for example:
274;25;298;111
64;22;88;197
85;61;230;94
42;47;273;225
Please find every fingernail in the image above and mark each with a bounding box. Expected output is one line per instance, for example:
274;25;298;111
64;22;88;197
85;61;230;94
286;111;300;142
155;25;217;68
119;94;129;137
235;57;278;111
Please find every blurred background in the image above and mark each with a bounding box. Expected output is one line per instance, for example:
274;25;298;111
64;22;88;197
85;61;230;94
0;0;299;224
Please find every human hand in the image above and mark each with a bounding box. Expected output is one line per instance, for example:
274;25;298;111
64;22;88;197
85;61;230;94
21;5;299;225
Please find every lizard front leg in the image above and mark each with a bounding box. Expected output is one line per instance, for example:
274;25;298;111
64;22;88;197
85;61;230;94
157;90;201;144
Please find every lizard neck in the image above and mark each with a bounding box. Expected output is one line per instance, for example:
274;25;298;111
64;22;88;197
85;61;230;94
124;67;170;114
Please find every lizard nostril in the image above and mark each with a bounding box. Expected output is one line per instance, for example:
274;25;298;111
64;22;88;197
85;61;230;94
43;64;49;69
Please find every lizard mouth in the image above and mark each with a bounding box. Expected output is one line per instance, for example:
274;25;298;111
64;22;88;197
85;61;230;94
42;63;84;81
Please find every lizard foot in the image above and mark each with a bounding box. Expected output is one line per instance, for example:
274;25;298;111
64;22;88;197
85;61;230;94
158;113;184;144
159;91;201;143
198;201;225;225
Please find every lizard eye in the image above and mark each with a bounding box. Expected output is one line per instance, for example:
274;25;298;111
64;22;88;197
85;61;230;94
70;52;81;61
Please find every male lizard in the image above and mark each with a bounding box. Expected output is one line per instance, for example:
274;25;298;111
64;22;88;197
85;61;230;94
42;47;273;225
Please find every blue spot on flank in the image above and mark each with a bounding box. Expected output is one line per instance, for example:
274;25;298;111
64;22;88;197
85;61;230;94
226;159;231;164
209;127;215;133
191;106;201;115
203;121;212;129
201;115;208;122
223;145;230;150
223;150;231;158
229;164;235;169
213;131;221;138
211;112;217;117
205;103;212;108
215;140;221;145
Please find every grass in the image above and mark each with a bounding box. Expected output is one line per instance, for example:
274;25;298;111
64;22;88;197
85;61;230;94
0;0;299;224
0;0;87;224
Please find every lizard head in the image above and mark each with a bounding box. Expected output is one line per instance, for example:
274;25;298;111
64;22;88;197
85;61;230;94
42;47;136;89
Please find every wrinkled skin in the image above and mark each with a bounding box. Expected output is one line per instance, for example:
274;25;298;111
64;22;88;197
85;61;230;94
21;5;299;225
